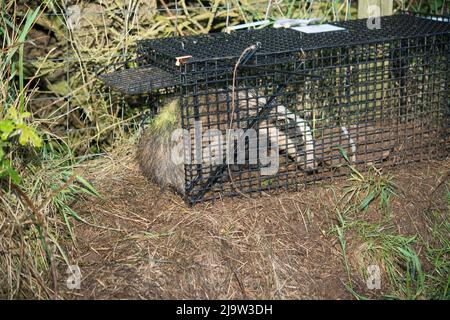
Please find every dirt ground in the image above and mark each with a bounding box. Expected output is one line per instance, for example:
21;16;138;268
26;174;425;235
57;146;449;299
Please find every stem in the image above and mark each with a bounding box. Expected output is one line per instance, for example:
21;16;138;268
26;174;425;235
19;42;24;113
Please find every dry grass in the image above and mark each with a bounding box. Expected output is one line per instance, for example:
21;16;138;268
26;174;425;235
55;142;449;299
30;0;423;155
26;0;448;155
2;0;448;300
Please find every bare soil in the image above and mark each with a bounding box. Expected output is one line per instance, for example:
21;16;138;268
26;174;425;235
58;146;449;299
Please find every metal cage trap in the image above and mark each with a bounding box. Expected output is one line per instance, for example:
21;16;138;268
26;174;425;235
100;13;450;205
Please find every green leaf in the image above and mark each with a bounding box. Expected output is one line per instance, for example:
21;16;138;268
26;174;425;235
343;283;370;300
18;6;41;44
359;192;376;211
338;146;350;163
6;108;19;121
0;160;21;184
62;205;84;223
17;124;42;148
76;175;100;197
261;178;273;188
0;119;15;140
19;112;32;120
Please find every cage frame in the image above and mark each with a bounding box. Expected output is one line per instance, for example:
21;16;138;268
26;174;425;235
100;12;450;205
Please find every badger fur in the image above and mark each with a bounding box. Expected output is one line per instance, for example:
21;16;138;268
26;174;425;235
137;89;319;195
137;99;185;194
137;89;397;195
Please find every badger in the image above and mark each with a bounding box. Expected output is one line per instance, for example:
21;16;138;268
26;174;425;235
137;89;315;195
136;87;399;196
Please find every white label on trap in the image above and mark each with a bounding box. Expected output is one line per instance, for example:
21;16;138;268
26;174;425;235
291;24;346;33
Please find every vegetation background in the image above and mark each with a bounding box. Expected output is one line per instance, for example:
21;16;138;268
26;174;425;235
0;0;448;299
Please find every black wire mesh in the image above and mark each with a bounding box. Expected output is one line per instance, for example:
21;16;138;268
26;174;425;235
136;14;449;71
99;66;179;94
100;13;450;205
